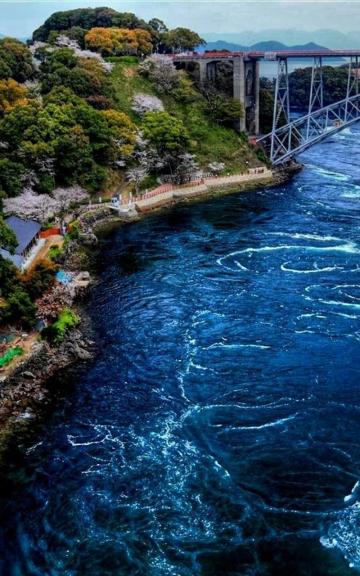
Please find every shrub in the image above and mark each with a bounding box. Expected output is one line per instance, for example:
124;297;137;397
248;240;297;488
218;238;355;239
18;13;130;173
41;307;80;344
0;346;24;368
49;245;63;261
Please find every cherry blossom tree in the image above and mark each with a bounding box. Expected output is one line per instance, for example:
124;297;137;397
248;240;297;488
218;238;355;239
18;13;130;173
126;166;149;194
208;161;225;175
139;55;180;94
4;186;89;222
173;153;199;184
132;93;164;116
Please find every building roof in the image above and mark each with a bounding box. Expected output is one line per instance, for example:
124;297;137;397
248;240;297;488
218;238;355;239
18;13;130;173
5;216;41;256
0;249;24;269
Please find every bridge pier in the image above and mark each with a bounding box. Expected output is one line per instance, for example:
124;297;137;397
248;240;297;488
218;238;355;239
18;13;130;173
233;57;260;134
198;60;208;87
174;54;260;135
233;57;246;132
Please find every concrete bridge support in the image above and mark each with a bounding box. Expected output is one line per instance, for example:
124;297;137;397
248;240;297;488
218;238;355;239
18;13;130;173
233;58;260;134
198;60;208;87
174;55;260;135
233;57;246;132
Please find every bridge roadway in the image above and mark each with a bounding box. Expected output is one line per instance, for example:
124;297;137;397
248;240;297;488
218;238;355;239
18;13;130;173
171;49;360;61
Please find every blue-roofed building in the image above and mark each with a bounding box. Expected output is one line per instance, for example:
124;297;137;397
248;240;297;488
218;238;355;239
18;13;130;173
0;216;41;269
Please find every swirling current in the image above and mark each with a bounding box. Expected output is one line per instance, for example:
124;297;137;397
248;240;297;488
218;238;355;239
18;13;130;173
1;126;360;576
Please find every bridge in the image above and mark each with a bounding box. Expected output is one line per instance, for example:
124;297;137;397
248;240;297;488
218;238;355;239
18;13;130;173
172;50;360;164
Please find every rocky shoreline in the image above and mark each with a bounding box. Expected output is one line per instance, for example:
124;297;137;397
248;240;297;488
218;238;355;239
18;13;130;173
0;163;301;463
0;321;94;462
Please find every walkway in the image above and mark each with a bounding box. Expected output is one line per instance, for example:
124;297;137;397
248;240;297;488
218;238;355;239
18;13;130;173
134;170;273;212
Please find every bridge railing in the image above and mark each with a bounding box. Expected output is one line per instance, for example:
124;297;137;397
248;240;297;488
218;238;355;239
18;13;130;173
257;93;360;164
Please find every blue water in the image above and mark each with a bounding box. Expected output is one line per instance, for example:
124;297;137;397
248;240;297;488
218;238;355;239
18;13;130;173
1;126;360;575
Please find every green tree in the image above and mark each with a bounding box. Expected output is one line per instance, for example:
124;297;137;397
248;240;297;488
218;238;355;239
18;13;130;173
0;216;17;253
0;256;19;298
111;12;148;30
0;100;40;148
161;28;205;53
22;262;57;299
203;87;243;126
73;103;112;161
0;159;25;197
4;287;36;327
0;38;34;82
148;18;168;34
288;65;349;109
40;48;113;99
142;111;189;155
55;125;94;185
148;18;168;51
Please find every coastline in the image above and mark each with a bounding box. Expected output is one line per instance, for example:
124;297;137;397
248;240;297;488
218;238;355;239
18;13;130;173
0;163;301;464
92;164;302;233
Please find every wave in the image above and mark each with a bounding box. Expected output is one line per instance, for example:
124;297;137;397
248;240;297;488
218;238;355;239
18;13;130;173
217;241;359;274
268;232;342;242
308;165;350;182
206;342;270;350
322;502;360;570
281;262;341;274
219;413;299;431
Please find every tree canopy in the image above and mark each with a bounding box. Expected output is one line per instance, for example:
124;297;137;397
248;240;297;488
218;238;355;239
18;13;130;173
160;27;205;53
85;27;153;56
142;111;189;155
0;215;17;253
0;38;34;82
0;79;29;116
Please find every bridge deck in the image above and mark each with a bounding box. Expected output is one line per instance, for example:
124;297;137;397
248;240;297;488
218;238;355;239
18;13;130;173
172;49;360;61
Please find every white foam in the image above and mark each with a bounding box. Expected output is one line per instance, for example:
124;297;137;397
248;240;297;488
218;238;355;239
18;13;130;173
318;299;360;310
320;536;338;549
268;232;342;242
281;262;340;274
310;165;350;182
322;502;360;571
207;342;270;350
298;313;327;320
220;414;299;432
344;481;360;503
217;242;360;269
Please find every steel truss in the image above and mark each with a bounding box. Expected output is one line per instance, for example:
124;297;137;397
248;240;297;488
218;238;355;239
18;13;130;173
259;56;360;164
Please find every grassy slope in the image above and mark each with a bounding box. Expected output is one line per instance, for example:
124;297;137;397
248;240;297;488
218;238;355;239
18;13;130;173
109;57;263;175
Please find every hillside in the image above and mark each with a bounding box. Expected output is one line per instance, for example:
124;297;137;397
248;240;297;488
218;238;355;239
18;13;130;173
108;56;261;179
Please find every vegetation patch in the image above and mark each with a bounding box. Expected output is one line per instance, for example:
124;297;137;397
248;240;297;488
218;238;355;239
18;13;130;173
0;346;24;368
42;308;80;344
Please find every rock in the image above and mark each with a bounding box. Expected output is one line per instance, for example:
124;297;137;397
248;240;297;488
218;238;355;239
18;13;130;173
22;371;36;380
76;347;92;361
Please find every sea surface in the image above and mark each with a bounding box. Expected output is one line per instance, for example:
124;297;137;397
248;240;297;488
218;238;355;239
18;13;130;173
1;126;360;575
259;58;345;79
